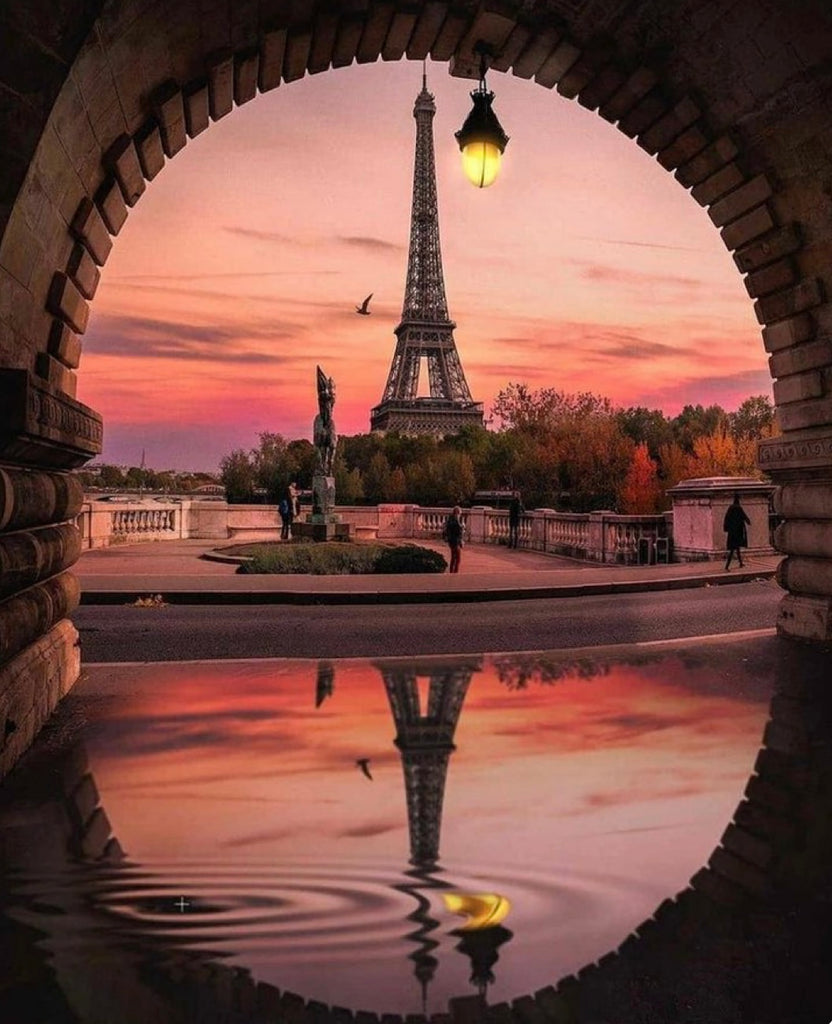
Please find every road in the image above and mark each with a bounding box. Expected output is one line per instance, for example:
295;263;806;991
72;579;781;661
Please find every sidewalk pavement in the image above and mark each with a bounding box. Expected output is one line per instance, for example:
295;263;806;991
75;539;782;605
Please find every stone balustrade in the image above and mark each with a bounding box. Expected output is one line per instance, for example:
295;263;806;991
76;499;678;564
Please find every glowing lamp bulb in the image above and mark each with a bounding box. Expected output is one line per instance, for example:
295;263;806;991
461;140;502;188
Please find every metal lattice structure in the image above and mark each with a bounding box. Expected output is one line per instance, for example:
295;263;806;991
370;73;484;435
379;658;478;867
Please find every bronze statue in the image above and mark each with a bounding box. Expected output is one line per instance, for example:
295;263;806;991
313;366;337;477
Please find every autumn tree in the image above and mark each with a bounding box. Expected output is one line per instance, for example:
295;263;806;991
619;443;663;513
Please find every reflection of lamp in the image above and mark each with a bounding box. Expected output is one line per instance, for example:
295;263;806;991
454;43;509;188
394;865;454;1014
452;924;514;998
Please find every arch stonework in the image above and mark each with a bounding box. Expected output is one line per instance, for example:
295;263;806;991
1;6;831;766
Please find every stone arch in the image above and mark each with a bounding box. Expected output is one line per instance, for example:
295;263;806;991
0;0;831;878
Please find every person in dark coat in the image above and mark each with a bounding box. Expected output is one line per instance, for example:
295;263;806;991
508;491;524;549
445;506;464;574
279;491;293;541
723;492;750;570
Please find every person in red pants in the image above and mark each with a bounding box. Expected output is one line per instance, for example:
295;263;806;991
445;506;464;574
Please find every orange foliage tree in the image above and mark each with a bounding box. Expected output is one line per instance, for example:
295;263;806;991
618;443;663;513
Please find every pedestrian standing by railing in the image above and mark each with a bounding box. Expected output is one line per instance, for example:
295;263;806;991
508;490;524;549
444;506;464;574
723;492;750;570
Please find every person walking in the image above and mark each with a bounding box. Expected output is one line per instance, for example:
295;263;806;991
723;492;750;570
278;491;293;541
445;506;464;574
508;490;524;549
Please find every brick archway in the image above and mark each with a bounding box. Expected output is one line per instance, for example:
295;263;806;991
2;2;832;1013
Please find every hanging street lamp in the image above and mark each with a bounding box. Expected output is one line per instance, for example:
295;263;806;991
454;46;509;188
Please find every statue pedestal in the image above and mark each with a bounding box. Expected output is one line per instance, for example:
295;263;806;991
312;474;336;516
294;517;352;542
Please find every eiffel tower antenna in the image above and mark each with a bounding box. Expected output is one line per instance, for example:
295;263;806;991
370;74;484;436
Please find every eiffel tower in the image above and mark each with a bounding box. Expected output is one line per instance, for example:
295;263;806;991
378;657;479;866
370;69;484;436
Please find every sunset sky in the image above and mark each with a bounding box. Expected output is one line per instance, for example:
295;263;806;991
77;60;773;472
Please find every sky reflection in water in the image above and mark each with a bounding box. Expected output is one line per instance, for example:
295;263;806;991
62;641;771;1012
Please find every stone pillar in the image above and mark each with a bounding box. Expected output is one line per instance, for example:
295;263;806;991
667;477;775;562
0;369;102;780
465;506;487;544
759;432;832;640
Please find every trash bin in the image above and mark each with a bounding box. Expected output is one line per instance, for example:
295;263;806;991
637;537;652;565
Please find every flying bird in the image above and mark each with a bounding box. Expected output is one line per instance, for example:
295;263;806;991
355;293;373;315
356;758;373;780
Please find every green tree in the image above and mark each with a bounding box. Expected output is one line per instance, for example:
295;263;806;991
364;452;392;504
220;449;256;503
728;395;776;440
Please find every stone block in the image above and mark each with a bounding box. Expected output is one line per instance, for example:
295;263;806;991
755;278;823;326
577;62;626;111
333;15;365;66
776;554;832;596
80;806;113;859
430;10;469;63
135;122;165;180
618;89;669;139
688;867;746;908
234;49;259;103
66;242;100;300
0;369;103;468
532;986;573;1023
745;258;797;299
259;28;287;91
208;50;235;118
657;124;709;171
763;717;810;756
0;571;80;668
457;2;516;63
734;223;802;274
512;29;560;81
708;845;767;893
708;174;774;227
70;772;100;827
35;354;77;397
382;8;417;62
745;774;793;814
691;162;745;206
96;179;128;235
773;370;823;405
598;66;657;122
675;134;739;188
491;22;532;73
449;996;486;1024
774;479;832;519
153;81;187;156
47;272;89;334
256;981;283;1016
550;41;592;96
720;823;773;869
0;467;83;532
284;27;313;81
639;96;701;155
48;321;82;369
510;996;547;1024
103;134;145;206
762;312;815;352
183;82;210;137
777;592;832;641
70;197;112;266
720;204;775;251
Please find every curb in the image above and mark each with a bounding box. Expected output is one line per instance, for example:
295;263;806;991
78;569;777;606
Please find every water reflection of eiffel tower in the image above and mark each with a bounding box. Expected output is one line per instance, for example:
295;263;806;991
377;658;480;868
